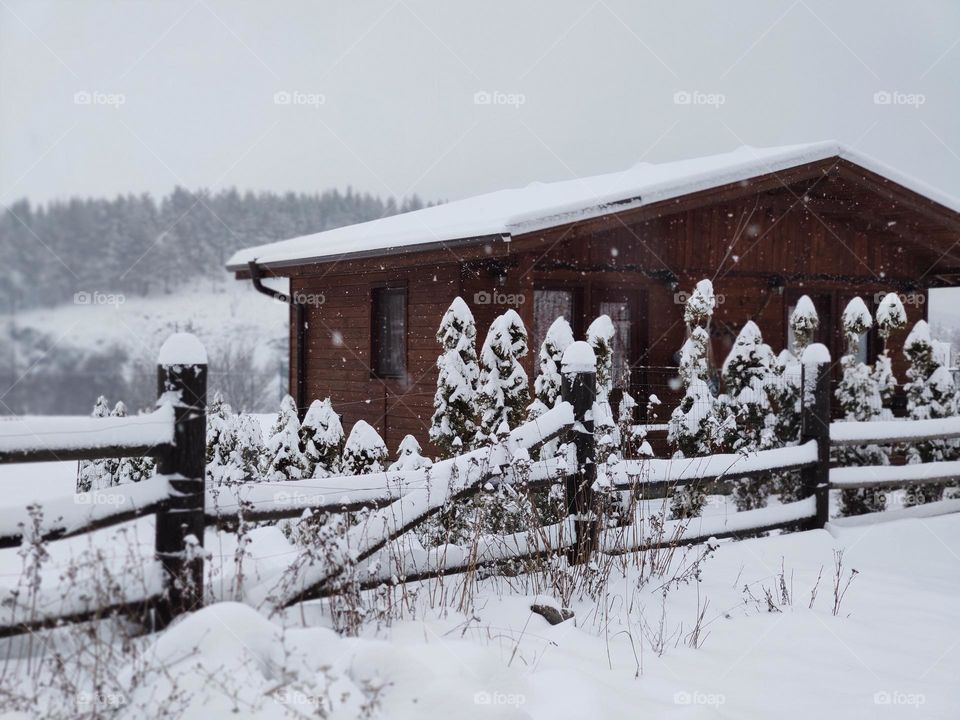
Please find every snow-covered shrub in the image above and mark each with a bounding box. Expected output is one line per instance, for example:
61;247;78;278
617;392;652;459
342;420;388;475
430;297;480;458
527;315;574;462
835;298;886;516
207;391;244;485
588;315;615;396
588;315;619;461
769;349;804;502
719;321;777;511
301;398;344;478
262;395;308;481
96;401;154;486
789;295;819;353
903;320;958;504
528;316;574;420
770;350;802;443
75;398;154;490
389;434;433;471
769;295;822;502
233;413;265;482
206;391;232;461
77;396;113;492
114;454;154;486
874;292;907;413
475;309;529;446
668;280;720;518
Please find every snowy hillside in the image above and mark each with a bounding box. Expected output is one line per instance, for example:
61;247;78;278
0;279;288;414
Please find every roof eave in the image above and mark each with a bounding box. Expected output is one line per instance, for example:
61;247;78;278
228;232;513;275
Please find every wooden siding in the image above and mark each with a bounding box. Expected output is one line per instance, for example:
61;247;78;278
271;164;952;455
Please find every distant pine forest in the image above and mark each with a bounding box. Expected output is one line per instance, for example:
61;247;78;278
0;187;431;312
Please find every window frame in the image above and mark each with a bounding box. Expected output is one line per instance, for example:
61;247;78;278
370;283;408;379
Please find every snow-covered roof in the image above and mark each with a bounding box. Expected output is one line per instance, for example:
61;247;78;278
227;141;960;272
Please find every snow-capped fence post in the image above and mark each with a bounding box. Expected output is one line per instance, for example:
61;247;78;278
154;333;208;626
801;343;831;528
561;341;598;564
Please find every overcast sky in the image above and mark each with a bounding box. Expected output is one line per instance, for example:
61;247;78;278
1;0;958;209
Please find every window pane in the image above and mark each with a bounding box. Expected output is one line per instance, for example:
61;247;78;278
854;332;868;364
534;289;574;352
373;288;406;377
599;300;631;389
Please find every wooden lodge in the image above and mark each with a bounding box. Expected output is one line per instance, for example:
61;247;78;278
228;142;960;454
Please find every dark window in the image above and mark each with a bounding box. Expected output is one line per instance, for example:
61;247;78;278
372;287;406;377
533;289;577;351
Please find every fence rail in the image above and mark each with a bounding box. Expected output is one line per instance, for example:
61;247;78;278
0;339;959;637
830;415;960;446
0;405;175;464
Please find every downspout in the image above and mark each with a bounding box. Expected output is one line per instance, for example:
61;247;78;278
247;261;306;419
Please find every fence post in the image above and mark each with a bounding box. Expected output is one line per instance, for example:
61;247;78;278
560;341;597;565
154;333;208;626
800;343;831;529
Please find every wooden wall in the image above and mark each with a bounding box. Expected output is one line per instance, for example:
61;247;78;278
288;178;941;455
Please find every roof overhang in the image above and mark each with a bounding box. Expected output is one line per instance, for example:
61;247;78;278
229;144;960;277
231;233;512;276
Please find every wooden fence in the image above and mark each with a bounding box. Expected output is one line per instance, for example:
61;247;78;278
0;338;958;637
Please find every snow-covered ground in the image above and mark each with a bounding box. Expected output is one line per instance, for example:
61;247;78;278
0;468;957;718
178;516;960;719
